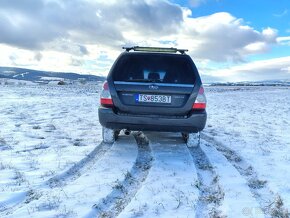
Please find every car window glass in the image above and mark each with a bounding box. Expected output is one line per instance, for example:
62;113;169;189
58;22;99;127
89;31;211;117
113;54;196;84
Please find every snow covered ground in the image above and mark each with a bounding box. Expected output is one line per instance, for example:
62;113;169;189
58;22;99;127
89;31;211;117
0;84;289;217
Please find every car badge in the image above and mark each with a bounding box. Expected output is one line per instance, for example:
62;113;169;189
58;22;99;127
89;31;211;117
149;85;159;90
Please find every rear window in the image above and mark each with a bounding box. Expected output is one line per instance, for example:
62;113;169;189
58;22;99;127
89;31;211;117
112;54;196;84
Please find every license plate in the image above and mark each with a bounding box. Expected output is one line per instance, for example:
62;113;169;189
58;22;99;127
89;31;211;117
136;94;171;103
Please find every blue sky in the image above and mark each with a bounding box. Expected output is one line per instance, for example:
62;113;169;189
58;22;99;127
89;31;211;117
0;0;289;82
176;0;290;34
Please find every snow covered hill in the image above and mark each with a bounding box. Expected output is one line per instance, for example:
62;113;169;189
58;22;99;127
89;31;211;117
0;67;104;84
0;85;289;217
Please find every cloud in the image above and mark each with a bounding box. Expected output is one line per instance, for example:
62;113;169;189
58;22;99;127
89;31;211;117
34;52;43;61
175;12;278;62
0;0;284;81
210;56;290;81
0;0;183;50
189;0;207;7
273;9;288;17
70;58;84;66
277;36;290;46
0;1;278;62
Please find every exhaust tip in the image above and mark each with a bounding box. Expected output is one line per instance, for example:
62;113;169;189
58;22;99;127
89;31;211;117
124;129;131;135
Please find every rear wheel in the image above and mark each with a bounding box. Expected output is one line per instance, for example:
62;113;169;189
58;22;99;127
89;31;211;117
182;132;200;147
102;127;118;144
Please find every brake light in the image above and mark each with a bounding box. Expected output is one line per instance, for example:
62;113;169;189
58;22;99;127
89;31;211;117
193;86;206;110
100;81;113;107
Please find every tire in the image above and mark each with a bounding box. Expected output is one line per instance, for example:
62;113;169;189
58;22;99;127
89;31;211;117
181;132;188;143
186;132;200;148
102;127;116;144
114;130;120;140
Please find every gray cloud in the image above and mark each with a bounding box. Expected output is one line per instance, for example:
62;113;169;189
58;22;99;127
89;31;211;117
70;58;84;66
79;45;89;55
0;0;44;13
0;0;183;50
9;54;18;64
111;0;183;35
34;52;43;61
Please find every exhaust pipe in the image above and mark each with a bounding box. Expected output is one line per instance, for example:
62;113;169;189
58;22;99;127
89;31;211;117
124;129;131;135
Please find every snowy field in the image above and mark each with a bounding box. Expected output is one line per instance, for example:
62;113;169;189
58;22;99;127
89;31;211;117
0;84;289;218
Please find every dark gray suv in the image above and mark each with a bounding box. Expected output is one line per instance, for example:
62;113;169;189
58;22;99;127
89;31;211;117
98;46;207;146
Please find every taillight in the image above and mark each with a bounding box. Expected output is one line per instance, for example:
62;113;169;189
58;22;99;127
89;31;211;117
192;85;206;110
100;81;114;107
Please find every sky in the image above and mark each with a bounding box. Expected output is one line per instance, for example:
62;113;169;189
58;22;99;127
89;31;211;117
0;0;289;82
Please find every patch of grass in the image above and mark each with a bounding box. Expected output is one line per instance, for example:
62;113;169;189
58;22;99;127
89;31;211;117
0;138;12;150
270;195;289;218
55;205;77;218
209;208;226;218
28;159;40;170
194;180;201;190
99;211;113;218
40;170;56;179
13;170;26;186
73;139;86;147
32;125;41;130
124;171;132;180
244;166;254;176
132;203;148;217
37;196;61;211
203;185;224;204
113;180;125;193
248;179;267;189
212;175;219;184
198;162;213;170
0;162;11;170
0;138;6;146
25;189;41;204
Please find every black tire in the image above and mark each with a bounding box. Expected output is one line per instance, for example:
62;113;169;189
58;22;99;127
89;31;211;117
181;132;189;143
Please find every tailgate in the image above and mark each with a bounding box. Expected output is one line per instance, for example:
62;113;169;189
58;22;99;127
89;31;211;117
112;81;194;116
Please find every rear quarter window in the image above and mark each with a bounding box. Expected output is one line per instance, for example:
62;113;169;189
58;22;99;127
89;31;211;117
112;54;196;84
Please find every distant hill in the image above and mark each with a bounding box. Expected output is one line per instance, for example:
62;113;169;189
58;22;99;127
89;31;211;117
210;80;290;87
0;67;105;84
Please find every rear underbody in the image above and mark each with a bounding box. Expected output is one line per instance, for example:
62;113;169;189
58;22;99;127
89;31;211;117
99;107;207;133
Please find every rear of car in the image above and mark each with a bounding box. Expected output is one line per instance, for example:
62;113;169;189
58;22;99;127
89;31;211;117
98;47;207;145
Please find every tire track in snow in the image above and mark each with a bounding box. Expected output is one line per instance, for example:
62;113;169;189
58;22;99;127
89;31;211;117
0;142;112;216
13;135;139;217
201;132;289;218
118;132;199;218
87;132;152;218
187;145;225;217
47;142;112;187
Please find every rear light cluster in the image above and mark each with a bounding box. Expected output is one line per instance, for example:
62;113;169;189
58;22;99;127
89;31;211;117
100;81;114;107
192;86;206;110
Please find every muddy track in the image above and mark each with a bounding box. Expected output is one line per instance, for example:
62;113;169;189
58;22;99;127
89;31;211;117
91;132;152;218
187;145;224;218
201;132;289;218
0;142;112;216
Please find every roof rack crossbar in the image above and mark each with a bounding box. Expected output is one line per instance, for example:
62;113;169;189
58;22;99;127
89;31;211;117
122;46;188;54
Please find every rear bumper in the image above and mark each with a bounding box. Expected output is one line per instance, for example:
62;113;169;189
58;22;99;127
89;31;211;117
98;107;207;133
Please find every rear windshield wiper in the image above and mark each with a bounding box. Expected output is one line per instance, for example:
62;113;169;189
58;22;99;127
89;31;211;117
126;79;162;83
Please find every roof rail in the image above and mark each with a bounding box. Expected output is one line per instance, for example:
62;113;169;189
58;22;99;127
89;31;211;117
122;46;188;54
